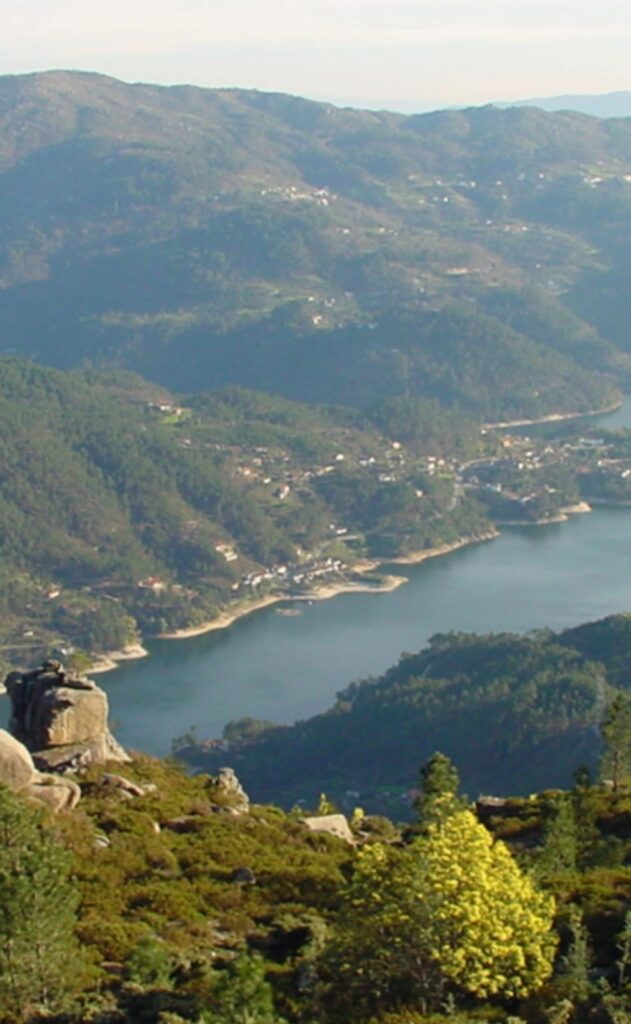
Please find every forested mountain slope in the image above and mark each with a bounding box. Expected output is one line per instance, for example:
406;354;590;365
0;72;630;417
0;358;488;667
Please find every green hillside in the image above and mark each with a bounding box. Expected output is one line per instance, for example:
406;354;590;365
0;72;629;417
0;358;489;667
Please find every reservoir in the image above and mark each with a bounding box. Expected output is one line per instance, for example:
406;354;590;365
7;399;631;756
97;502;631;757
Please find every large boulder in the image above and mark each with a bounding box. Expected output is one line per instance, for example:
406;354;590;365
0;729;38;791
0;729;81;812
24;774;82;812
31;683;108;748
301;814;355;845
4;660;129;767
33;734;129;773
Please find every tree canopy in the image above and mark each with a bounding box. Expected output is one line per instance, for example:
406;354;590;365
322;809;557;1018
0;786;83;1022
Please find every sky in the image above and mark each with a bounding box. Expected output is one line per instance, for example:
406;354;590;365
1;0;630;112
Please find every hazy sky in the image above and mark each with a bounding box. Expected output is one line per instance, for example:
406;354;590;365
2;0;630;111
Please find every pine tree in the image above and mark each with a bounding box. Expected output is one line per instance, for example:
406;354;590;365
537;794;578;882
203;953;285;1024
0;786;83;1022
571;768;600;869
414;752;465;832
559;906;591;1004
600;695;631;791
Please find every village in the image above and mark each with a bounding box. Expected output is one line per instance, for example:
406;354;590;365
460;425;631;522
145;397;631;600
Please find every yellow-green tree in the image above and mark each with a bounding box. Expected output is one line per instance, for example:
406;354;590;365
421;810;557;1000
321;810;557;1019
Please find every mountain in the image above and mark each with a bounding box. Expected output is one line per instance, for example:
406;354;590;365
0;72;630;419
504;91;631;118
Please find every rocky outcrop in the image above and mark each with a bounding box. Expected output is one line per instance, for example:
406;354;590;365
0;729;81;812
4;660;129;768
301;814;355;845
207;767;250;814
27;773;81;812
100;773;157;799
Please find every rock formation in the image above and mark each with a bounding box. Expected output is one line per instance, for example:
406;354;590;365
300;814;355;844
4;659;129;770
0;729;81;811
206;766;250;814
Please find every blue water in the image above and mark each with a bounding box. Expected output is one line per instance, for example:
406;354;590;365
91;506;631;756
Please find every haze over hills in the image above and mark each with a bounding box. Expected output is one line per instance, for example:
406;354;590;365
1;71;631;419
504;90;631;119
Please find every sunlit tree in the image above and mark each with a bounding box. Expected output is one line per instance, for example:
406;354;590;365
322;809;557;1017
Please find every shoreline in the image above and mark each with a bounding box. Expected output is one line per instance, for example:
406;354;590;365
291;572;408;602
156;575;409;642
51;506;604;676
161;532;499;635
484;399;622;430
89;643;149;675
383;530;500;566
99;531;500;658
495;502;593;528
90;507;614;670
157;595;283;641
587;497;631;508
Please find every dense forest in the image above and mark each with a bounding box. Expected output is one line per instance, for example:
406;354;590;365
180;614;631;810
0;72;630;418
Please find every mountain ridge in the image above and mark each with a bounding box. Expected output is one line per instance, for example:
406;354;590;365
0;70;629;419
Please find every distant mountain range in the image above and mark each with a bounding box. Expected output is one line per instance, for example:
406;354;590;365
0;71;631;420
503;90;631;119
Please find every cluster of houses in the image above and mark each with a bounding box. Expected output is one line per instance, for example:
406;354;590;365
223;438;420;495
461;428;631;513
238;556;347;594
259;184;336;206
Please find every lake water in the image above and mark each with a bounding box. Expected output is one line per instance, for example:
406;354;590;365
98;507;631;755
6;399;631;756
